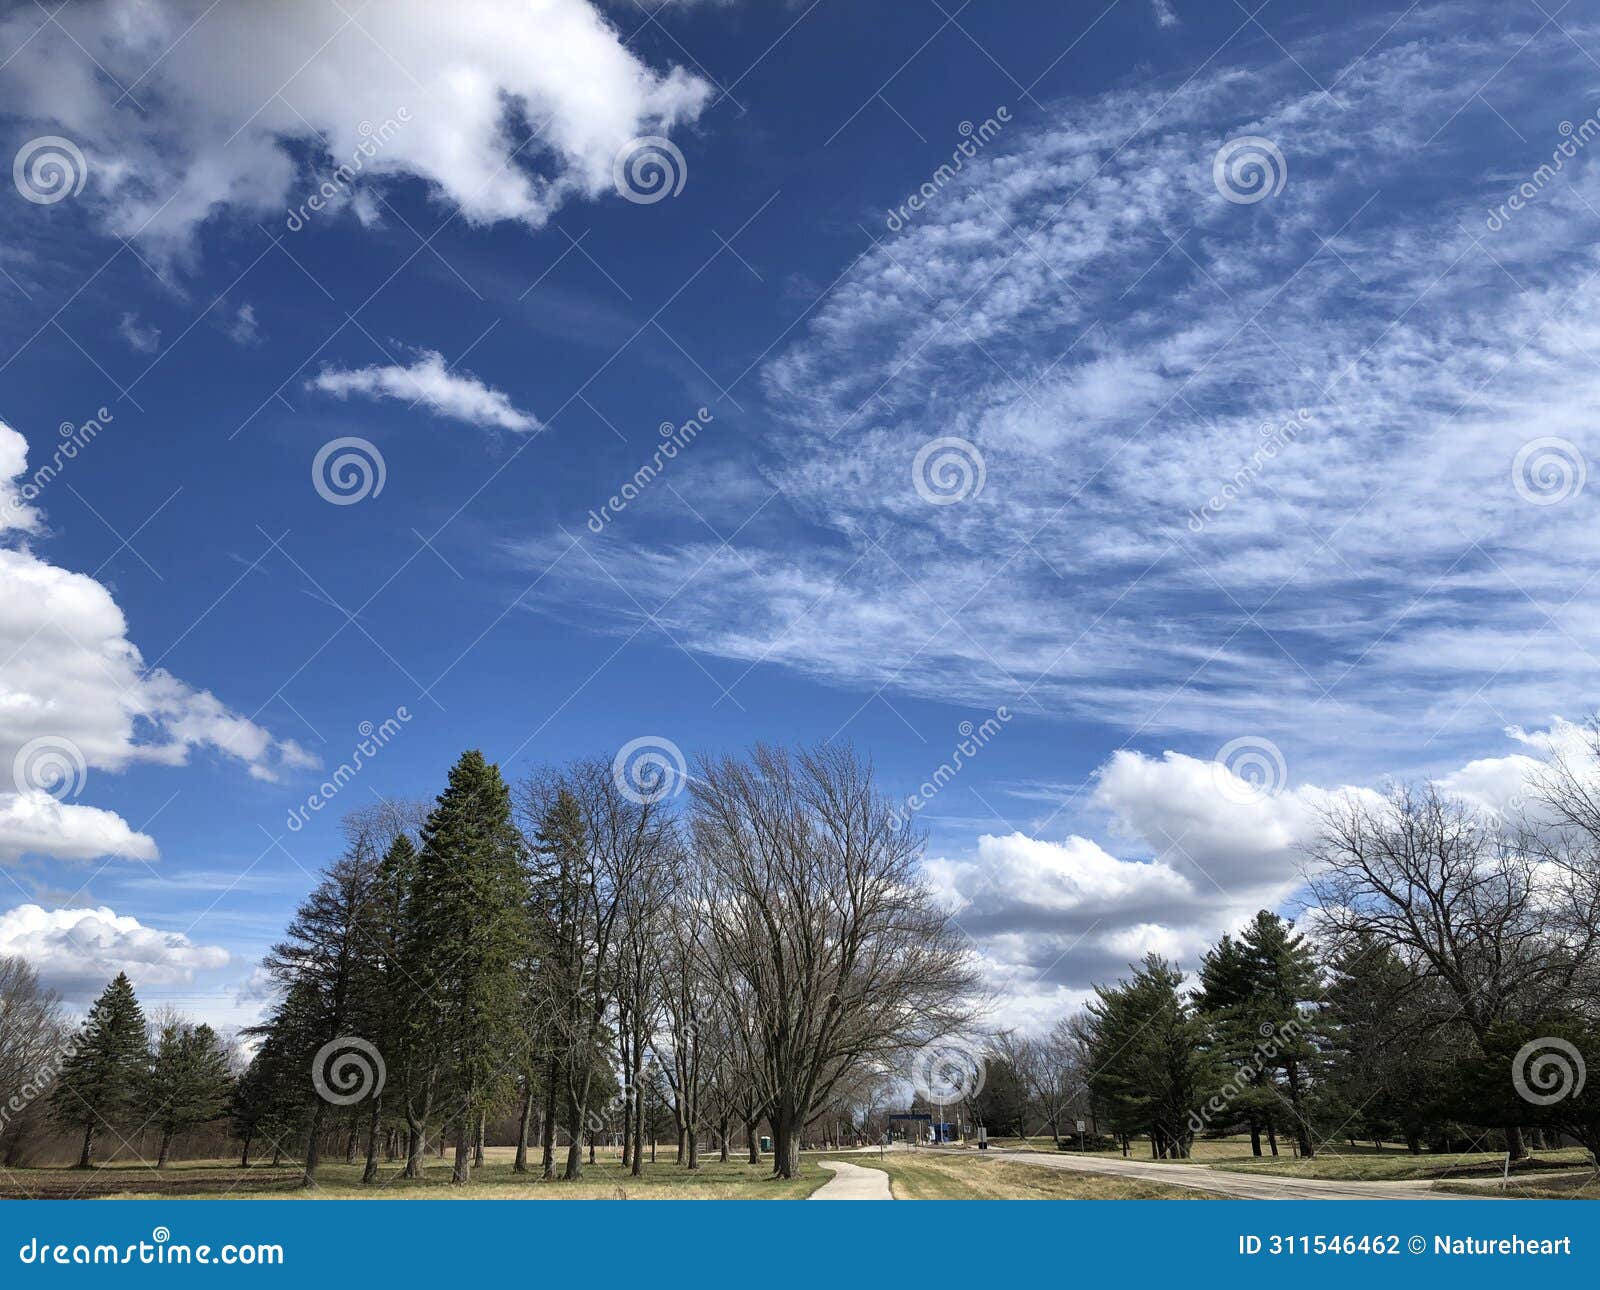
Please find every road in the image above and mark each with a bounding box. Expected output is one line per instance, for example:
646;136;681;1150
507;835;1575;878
926;1146;1477;1200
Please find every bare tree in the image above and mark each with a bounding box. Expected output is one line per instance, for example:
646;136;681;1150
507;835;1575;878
691;743;978;1178
1305;783;1591;1158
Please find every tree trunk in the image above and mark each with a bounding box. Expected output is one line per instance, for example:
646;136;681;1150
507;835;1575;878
631;1080;645;1177
719;1116;731;1164
77;1122;95;1169
239;1131;253;1169
1265;1114;1278;1156
541;1057;559;1180
473;1110;485;1168
404;1119;426;1178
562;1088;584;1180
451;1114;472;1184
1507;1125;1528;1161
362;1094;383;1183
1248;1114;1262;1157
156;1128;172;1168
300;1101;326;1187
746;1118;760;1165
513;1080;534;1173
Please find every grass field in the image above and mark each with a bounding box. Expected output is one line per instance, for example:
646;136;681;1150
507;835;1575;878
992;1134;1595;1183
0;1148;828;1201
824;1151;1212;1200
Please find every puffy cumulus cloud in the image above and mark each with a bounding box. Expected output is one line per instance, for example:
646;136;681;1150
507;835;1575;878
0;0;711;250
310;350;542;433
0;793;156;863
0;904;228;999
938;727;1585;1031
0;422;313;862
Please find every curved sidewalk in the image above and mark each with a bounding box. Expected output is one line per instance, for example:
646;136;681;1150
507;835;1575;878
812;1159;893;1199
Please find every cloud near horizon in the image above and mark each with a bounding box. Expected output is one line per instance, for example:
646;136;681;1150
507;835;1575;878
0;420;314;865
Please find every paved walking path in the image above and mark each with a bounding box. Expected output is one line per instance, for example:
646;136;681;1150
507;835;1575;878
812;1159;893;1200
928;1147;1476;1200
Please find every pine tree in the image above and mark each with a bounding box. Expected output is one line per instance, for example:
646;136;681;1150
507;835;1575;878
1237;911;1329;1158
53;973;149;1168
402;750;529;1184
144;1021;232;1166
1195;932;1277;1154
1082;954;1217;1158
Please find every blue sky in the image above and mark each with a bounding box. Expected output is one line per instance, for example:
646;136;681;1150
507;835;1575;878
0;0;1597;1030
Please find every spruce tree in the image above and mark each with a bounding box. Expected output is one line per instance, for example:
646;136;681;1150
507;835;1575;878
144;1021;232;1167
53;973;149;1168
403;750;529;1184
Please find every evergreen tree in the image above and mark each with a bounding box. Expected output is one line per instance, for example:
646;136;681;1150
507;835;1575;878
254;837;384;1185
1195;932;1277;1155
1082;954;1217;1158
402;750;529;1184
144;1020;232;1166
1237;911;1329;1158
53;973;149;1168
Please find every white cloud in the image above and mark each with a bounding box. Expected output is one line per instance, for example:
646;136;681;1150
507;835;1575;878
0;0;711;251
938;726;1574;1030
227;303;259;346
0;792;156;864
515;12;1600;780
311;349;541;433
0;421;314;862
1152;0;1180;29
0;904;228;1000
116;313;159;354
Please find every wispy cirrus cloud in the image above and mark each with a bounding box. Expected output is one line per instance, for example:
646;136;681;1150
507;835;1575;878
310;350;542;433
515;7;1600;779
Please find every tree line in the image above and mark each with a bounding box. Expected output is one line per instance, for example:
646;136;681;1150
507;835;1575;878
950;738;1600;1164
2;743;976;1184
